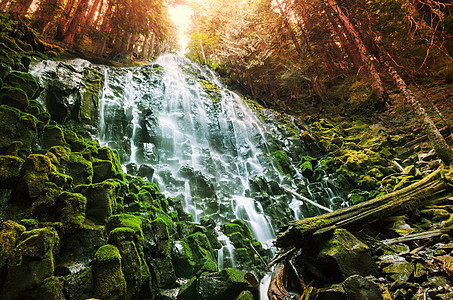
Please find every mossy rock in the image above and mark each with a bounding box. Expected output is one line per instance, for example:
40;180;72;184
56;191;87;226
232;219;254;240
0;220;26;269
271;150;294;176
67;152;93;185
16;154;52;202
196;268;256;300
0;86;29;110
172;240;196;278
36;276;64;300
1;227;59;300
0;105;38;158
182;232;218;275
106;214;144;238
0;155;24;188
41;125;66;149
93;244;126;300
76;179;123;224
4;71;40;99
317;228;379;282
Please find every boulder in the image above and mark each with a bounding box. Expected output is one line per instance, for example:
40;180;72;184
182;232;218;275
177;268;257;300
342;275;382;300
0;105;38;158
16;154;52;202
137;163;154;179
41;125;66;149
1;227;59;300
0;155;24;188
76;179;122;224
317;228;379;282
4;71;40;99
0;220;26;269
93;244;126;300
0;86;29;110
56;192;87;225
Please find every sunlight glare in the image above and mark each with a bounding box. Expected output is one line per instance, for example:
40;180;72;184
168;4;193;56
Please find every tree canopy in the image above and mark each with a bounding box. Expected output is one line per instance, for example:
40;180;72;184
0;0;178;59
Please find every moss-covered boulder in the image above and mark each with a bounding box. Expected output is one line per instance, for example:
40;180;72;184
56;191;87;225
0;86;29;110
36;276;65;300
182;232;218;275
0;220;26;269
317;228;379;282
0;155;24;188
0;105;38;158
16;153;52;202
1;227;59;300
4;71;40;99
41;125;66;149
93;244;126;300
75;179;122;224
177;268;257;300
64;266;94;300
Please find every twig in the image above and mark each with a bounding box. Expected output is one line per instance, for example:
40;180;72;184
267;247;297;270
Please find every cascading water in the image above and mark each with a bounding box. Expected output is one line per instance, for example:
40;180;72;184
30;54;347;299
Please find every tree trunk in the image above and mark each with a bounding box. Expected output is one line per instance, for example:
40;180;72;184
378;53;453;165
276;167;450;248
81;0;102;31
54;0;77;40
63;0;89;45
410;0;453;58
142;34;150;59
9;0;33;19
274;0;304;56
268;263;296;300
327;0;389;108
31;0;60;33
0;0;11;12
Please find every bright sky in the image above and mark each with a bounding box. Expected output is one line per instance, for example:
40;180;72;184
168;4;193;56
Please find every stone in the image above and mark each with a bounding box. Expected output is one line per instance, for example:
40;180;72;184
234;290;255;300
137;163;154;179
93;244;126;300
0;105;38;158
0;86;29;110
40;125;66;149
16;154;52;202
56;192;87;225
317;228;379;282
36;276;65;300
317;284;347;300
183;232;218;275
381;260;414;282
0;155;24;188
4;71;40;99
196;268;256;300
342;275;382;300
76;179;122;224
0;220;26;269
92;159;115;183
1;227;59;300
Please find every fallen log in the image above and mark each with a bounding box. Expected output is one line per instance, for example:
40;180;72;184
276;166;452;249
381;227;453;245
267;263;297;300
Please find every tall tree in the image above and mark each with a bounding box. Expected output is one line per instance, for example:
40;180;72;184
63;0;89;45
326;0;389;109
8;0;33;19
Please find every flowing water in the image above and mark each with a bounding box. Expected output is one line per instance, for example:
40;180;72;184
30;54;347;299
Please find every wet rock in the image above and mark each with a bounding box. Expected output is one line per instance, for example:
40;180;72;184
56;192;87;225
317;228;379;282
0;86;29;110
137;163;154;179
41;125;66;149
4;71;40;99
0;105;39;158
93;244;126;300
75;179;122;224
1;227;59;300
92;159;115;183
177;268;257;300
16;154;52;202
126;162;138;176
182;232;218;275
0;220;26;269
380;256;413;282
63;266;94;300
234;290;254;300
317;284;347;300
0;155;24;188
342;275;381;300
190;170;216;198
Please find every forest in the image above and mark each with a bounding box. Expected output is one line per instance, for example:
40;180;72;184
0;0;453;299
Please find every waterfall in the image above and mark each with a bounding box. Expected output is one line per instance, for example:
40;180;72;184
30;54;346;288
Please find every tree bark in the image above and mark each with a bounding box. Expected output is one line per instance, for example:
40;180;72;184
268;263;296;300
8;0;33;19
31;0;60;33
63;0;89;45
276;167;449;248
378;53;453;165
81;0;102;31
0;0;11;12
55;0;77;40
327;0;389;108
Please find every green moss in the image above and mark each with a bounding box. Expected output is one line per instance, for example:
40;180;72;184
0;86;29;110
106;214;144;238
4;72;40;99
0;220;26;268
271;150;294;176
294;215;331;231
93;244;126;299
95;244;121;262
56;192;87;225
